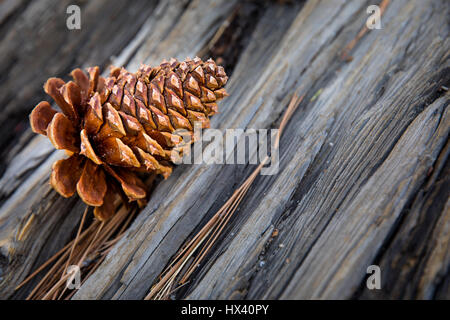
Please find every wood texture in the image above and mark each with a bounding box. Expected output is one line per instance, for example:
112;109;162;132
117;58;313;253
0;0;159;174
187;0;450;300
0;0;448;300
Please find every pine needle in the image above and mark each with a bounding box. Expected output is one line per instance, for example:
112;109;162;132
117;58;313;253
145;93;304;300
17;93;302;300
16;201;140;300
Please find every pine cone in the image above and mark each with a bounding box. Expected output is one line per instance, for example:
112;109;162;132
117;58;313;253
30;57;228;220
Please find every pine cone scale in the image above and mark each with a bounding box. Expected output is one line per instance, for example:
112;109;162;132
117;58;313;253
50;155;84;198
47;113;80;153
77;159;107;207
29;57;228;220
29;101;57;135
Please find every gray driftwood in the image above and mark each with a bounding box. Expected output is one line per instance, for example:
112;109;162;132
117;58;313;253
0;0;448;300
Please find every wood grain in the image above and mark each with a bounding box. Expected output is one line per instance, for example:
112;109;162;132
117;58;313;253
0;0;159;174
188;0;449;299
0;0;448;300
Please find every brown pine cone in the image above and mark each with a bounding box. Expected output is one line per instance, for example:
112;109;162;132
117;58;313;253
29;57;228;220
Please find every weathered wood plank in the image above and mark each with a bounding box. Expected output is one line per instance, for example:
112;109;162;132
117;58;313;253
0;0;241;300
1;0;448;300
187;0;450;299
73;0;305;300
0;0;28;26
0;0;179;299
0;136;86;298
0;0;164;298
358;143;449;299
280;96;448;299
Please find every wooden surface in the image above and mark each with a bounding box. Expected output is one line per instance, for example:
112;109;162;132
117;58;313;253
0;0;449;300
